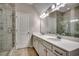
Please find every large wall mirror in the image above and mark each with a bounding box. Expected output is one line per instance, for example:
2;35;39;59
57;6;79;38
40;6;79;38
40;3;79;38
40;12;57;34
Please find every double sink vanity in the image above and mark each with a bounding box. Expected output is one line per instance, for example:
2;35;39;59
32;33;79;56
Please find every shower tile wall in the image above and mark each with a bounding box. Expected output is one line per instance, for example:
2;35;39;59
0;37;1;50
0;10;3;51
0;4;13;51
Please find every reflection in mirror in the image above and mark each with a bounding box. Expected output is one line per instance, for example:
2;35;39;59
57;6;79;38
40;4;79;38
40;14;79;38
40;12;57;34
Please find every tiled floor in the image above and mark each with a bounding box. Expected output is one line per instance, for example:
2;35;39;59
0;51;10;56
11;47;38;56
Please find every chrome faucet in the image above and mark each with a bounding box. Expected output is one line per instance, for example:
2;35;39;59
56;34;61;39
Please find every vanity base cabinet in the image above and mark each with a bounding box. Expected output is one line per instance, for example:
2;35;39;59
33;35;55;56
47;49;56;56
33;36;39;53
42;40;56;56
33;35;79;56
33;35;64;56
38;42;47;56
53;46;67;56
67;49;79;56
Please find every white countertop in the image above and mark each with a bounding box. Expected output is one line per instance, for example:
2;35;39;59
33;33;79;52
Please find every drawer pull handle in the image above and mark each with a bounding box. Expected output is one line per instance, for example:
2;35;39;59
55;50;63;55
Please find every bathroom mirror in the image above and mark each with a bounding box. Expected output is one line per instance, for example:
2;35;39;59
40;12;57;34
57;18;79;37
40;6;79;38
57;6;79;38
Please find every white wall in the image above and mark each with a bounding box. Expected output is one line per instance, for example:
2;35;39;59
15;3;40;33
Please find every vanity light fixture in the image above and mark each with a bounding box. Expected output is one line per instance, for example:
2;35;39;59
55;4;64;10
56;3;61;6
61;3;66;7
40;13;49;19
40;3;66;19
51;4;55;9
51;3;66;12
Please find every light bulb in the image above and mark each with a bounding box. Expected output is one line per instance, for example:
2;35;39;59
56;3;60;6
51;5;55;9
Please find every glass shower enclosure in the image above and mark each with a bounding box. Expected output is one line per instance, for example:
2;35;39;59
0;4;14;56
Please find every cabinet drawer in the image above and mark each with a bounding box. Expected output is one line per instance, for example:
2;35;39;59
47;48;56;56
33;36;40;41
33;36;37;40
53;46;67;56
42;40;52;50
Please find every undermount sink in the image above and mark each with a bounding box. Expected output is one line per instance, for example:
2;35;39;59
43;35;61;41
47;37;61;41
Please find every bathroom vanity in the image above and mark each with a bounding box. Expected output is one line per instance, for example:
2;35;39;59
33;33;79;56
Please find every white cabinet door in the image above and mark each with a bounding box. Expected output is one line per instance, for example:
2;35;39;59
33;38;36;48
35;40;39;53
33;37;39;53
33;39;37;50
16;12;33;49
38;42;46;56
53;46;67;56
47;49;56;56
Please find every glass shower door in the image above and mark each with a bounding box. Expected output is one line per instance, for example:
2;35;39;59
0;4;13;56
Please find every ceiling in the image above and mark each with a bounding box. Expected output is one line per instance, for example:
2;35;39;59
32;3;53;14
13;3;79;15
